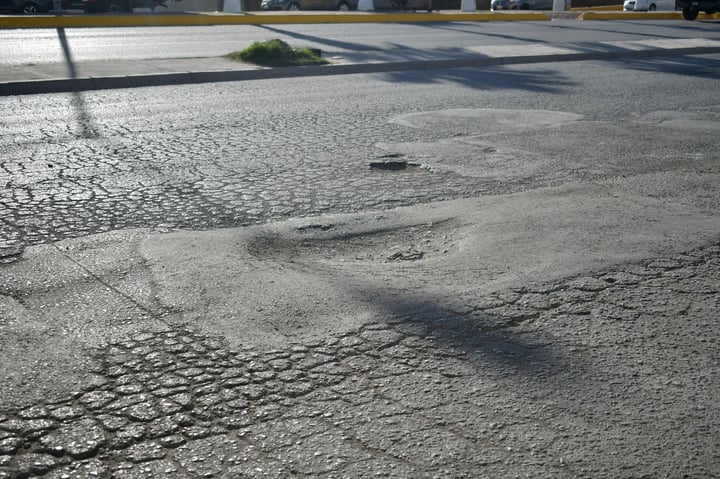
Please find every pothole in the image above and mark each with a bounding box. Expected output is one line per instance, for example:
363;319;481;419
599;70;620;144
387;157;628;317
296;223;335;232
248;218;460;265
369;154;432;173
387;248;424;261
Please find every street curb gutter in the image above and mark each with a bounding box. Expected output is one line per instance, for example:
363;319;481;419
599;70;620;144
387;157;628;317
3;44;720;96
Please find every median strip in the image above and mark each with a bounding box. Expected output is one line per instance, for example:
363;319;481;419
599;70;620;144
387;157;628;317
3;38;720;96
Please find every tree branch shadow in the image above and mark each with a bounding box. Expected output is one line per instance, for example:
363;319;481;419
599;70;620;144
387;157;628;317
613;54;720;80
377;64;576;92
359;285;572;379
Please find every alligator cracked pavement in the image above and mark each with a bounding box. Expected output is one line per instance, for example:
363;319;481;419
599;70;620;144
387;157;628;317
1;180;719;477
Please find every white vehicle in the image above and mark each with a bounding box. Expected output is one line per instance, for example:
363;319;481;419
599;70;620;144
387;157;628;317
623;0;675;10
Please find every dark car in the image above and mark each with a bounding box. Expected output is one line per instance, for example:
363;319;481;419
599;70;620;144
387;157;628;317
0;0;52;13
61;0;166;12
675;0;720;18
261;0;357;10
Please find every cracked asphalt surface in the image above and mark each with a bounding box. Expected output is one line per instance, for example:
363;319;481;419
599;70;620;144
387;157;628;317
1;241;719;477
1;49;720;477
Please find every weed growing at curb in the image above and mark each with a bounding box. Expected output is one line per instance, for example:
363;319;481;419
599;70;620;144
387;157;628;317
227;39;328;67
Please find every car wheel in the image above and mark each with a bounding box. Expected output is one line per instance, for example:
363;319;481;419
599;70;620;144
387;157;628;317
20;1;40;13
287;1;300;9
520;2;529;8
682;5;698;18
337;0;350;9
648;3;656;9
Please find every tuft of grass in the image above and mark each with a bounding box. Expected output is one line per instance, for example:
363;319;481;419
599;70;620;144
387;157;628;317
227;39;328;67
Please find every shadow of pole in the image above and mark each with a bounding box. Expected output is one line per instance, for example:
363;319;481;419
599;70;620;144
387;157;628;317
57;27;99;139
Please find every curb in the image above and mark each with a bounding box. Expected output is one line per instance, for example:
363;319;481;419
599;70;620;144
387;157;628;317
0;11;550;28
3;44;720;96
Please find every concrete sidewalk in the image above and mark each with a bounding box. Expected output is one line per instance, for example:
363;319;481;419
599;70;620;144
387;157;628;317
2;36;720;95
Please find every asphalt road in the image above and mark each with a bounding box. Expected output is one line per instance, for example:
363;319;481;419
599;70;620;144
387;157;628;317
2;55;720;248
2;19;720;65
1;33;720;477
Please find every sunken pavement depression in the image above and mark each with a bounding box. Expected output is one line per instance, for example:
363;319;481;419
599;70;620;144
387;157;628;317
1;106;719;477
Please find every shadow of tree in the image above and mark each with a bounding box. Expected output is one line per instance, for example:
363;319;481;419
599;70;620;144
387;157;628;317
377;64;576;92
538;20;694;40
357;285;572;379
613;54;720;79
256;23;383;52
418;20;555;43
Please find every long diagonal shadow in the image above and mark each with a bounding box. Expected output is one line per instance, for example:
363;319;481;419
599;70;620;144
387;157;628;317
56;27;99;138
357;284;571;378
255;24;383;52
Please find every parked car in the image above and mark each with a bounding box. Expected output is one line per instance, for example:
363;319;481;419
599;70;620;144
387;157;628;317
61;0;166;12
0;0;52;13
491;0;510;9
508;0;552;8
623;0;675;10
373;0;430;8
261;0;357;9
675;0;719;18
